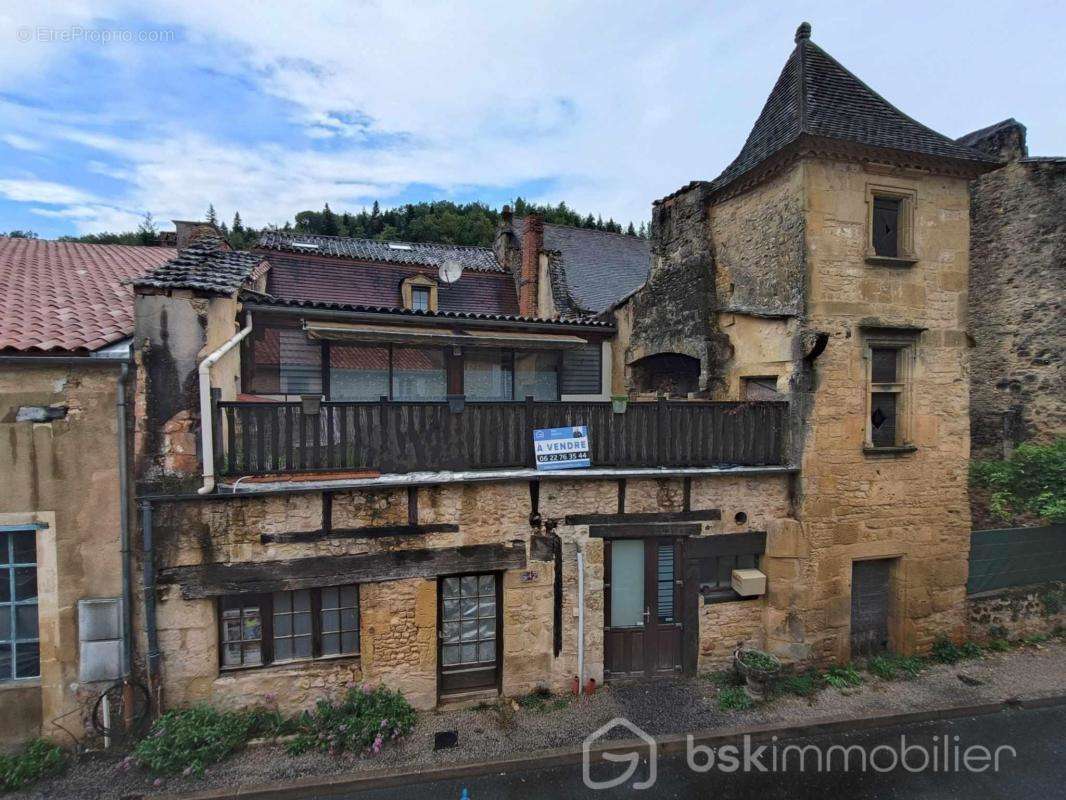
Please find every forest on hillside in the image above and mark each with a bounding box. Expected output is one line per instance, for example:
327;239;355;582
28;198;647;249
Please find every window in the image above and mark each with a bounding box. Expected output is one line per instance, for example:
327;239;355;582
219;586;359;669
392;347;447;400
329;345;389;401
686;531;766;605
247;324;323;396
560;344;602;395
411;286;431;312
872;197;901;258
464;348;513;401
0;530;39;681
866;185;916;263
514;351;560;401
741;376;780;400
865;342;913;450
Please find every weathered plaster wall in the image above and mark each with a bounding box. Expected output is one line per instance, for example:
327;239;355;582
794;158;974;661
148;473;791;711
966;156;1065;459
0;366;126;746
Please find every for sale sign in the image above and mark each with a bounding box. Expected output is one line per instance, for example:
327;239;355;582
533;426;591;471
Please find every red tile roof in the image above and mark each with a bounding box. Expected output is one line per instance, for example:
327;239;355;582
0;237;176;353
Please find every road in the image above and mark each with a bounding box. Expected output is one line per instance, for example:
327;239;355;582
336;704;1065;799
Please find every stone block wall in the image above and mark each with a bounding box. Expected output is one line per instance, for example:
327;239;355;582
967;582;1066;642
966;152;1065;459
698;599;766;668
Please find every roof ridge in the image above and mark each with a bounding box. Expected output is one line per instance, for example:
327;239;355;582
515;217;647;242
263;230;493;253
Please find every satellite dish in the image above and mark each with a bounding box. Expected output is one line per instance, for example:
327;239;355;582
438;259;464;285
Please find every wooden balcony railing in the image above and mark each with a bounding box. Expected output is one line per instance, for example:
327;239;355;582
212;398;789;477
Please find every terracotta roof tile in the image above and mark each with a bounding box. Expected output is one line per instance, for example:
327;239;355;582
0;237;175;353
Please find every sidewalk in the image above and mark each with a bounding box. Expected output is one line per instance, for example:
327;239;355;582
15;639;1066;800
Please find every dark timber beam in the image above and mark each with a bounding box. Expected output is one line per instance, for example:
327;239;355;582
565;509;721;526
161;541;526;599
260;523;459;544
588;523;701;539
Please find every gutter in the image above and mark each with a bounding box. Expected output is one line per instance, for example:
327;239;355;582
139;501;161;701
197;313;253;494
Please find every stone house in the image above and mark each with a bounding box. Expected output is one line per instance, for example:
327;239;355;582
954;119;1065;460
0;236;174;746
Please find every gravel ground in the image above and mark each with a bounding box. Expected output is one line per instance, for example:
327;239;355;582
14;639;1066;800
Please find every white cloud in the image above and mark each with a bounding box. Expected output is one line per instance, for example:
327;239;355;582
1;134;44;152
0;179;96;205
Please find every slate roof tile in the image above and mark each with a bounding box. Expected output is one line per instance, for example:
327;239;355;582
133;235;266;294
257;231;503;273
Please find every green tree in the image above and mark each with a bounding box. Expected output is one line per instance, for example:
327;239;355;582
136;212;158;245
206;204;218;225
1;229;38;239
321;203;340;236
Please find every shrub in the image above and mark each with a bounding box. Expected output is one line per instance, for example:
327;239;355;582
931;637;983;665
970;439;1066;523
134;705;260;777
986;639;1011;653
717;686;754;711
0;739;65;792
737;650;780;672
707;668;744;688
824;665;863;689
287;685;416;757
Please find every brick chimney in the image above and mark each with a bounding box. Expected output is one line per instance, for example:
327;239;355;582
518;215;542;317
173;219;227;251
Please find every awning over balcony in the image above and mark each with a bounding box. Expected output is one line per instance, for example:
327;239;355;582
303;320;588;350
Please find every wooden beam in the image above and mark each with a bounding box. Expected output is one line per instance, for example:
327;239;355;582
686;531;767;558
588;523;701;539
565;509;721;526
260;523;459;544
161;541;527;599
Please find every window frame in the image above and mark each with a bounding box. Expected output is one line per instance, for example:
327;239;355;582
400;275;439;312
863;336;917;453
865;183;917;266
0;529;40;682
217;585;360;672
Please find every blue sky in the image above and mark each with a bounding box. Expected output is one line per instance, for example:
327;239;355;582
1;1;1063;239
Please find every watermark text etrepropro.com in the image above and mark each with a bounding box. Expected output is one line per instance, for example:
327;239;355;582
17;26;176;44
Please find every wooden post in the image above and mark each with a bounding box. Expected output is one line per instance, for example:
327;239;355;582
525;395;535;468
657;395;668;466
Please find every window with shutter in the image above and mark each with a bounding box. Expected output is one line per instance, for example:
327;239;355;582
872;197;901;258
560;344;602;395
864;340;915;452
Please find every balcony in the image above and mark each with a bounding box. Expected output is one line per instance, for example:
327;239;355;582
212;398;789;477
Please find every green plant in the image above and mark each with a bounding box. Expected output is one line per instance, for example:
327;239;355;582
134;705;260;777
1041;589;1064;616
0;739;66;792
1021;634;1049;646
516;687;555;713
960;641;984;659
737;649;780;672
867;653;925;681
930;637;983;665
286;685;416;757
717;686;754;711
707;669;744;688
970;438;1066;523
986;638;1011;653
775;668;824;698
824;664;863;689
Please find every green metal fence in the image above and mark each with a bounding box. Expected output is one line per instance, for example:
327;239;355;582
967;525;1066;594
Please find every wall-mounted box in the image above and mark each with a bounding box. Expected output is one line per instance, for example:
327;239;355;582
731;568;767;597
78;598;123;683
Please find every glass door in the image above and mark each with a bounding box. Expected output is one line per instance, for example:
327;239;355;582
438;573;501;695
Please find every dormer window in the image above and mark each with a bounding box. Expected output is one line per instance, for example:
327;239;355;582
411;286;431;312
400;275;438;312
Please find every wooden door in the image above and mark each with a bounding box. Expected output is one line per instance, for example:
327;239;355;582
851;559;891;657
438;572;501;695
604;539;682;679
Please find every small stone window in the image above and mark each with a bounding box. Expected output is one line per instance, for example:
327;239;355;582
219;585;359;669
866;185;917;265
741;375;780;400
864;337;916;453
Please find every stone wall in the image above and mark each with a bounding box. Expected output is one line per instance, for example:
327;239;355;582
698;599;766;669
967;582;1066;643
0;365;127;746
146;473;792;712
965;125;1065;459
795;158;975;661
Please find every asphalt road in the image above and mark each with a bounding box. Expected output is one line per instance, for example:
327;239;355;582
334;704;1065;800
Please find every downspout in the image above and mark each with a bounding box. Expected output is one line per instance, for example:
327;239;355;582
198;313;253;494
140;501;161;703
576;544;585;696
117;363;132;677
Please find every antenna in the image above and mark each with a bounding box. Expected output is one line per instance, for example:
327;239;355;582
438;259;464;285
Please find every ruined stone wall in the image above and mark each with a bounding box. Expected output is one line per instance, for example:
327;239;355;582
626;184;727;393
147;473;791;711
967;582;1066;642
0;365;127;746
967;158;1066;459
794;158;974;661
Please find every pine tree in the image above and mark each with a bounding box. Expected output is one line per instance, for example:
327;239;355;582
206;204;218;225
321;203;340;236
136;211;157;245
232;211;244;234
626;222;636;236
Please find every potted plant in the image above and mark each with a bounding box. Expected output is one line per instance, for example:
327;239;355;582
733;645;781;701
611;395;629;414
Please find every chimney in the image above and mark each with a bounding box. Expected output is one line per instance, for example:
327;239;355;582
518;215;542;317
173;219;227;251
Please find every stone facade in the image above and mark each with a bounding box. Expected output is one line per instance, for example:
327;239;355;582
963;121;1065;459
0;364;128;746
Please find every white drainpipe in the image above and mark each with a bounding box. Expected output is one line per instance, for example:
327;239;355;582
198;313;253;494
576;544;585;695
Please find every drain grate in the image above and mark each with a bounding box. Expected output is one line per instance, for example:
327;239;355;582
433;730;459;750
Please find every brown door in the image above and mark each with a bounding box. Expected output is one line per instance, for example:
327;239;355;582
438;573;501;696
604;539;682;679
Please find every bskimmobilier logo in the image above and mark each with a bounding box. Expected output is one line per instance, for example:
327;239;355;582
582;717;657;790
